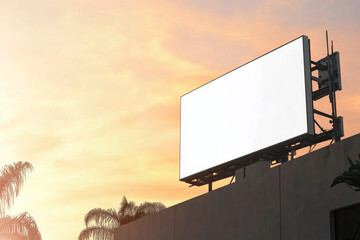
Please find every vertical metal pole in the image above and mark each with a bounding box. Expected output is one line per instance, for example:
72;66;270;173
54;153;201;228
326;31;340;142
325;31;334;116
326;30;329;56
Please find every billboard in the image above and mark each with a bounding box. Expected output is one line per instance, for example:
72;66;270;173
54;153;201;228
180;36;314;181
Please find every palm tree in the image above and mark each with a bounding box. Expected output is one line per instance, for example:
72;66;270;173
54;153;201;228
79;196;166;240
0;161;42;240
331;154;360;240
331;154;360;191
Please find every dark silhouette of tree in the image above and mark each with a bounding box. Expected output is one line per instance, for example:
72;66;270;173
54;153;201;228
0;161;42;240
79;196;166;240
331;154;360;240
331;154;360;191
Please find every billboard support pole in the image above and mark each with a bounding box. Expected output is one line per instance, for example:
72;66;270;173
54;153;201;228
181;34;344;187
208;182;212;192
312;31;343;142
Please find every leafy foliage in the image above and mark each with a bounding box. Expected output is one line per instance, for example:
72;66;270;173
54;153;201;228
0;212;41;240
0;161;33;215
331;154;360;240
331;154;360;191
0;162;42;240
78;226;114;240
79;196;166;240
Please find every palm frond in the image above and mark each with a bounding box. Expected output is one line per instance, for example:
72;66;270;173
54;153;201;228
137;201;166;218
126;201;166;223
84;208;120;228
80;196;166;239
78;226;113;240
348;156;354;166
0;162;33;215
0;232;28;240
118;196;137;219
331;173;360;191
332;173;360;190
331;155;360;191
349;161;360;172
0;212;42;240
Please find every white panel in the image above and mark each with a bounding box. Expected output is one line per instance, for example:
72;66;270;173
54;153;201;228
180;36;312;180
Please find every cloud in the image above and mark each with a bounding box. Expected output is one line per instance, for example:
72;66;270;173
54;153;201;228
2;1;360;240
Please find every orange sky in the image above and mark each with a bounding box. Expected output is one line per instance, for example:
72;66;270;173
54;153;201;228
1;0;359;239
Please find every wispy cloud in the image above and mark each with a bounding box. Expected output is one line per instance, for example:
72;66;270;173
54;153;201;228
2;0;359;240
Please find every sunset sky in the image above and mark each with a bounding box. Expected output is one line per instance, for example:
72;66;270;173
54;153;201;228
1;0;359;239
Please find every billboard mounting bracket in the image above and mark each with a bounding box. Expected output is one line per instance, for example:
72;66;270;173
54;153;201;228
181;33;344;187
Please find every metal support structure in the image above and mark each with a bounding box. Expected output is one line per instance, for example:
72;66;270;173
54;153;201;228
185;32;344;187
310;31;343;143
314;119;326;133
314;109;333;119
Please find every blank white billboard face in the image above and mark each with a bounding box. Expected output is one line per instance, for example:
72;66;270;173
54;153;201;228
180;36;313;180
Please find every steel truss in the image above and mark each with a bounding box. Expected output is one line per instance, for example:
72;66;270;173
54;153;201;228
186;32;343;188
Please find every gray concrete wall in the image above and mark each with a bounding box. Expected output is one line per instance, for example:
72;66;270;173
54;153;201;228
280;134;360;240
115;134;360;240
